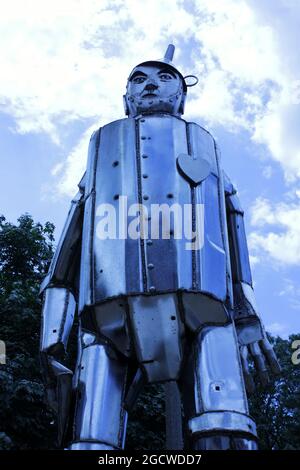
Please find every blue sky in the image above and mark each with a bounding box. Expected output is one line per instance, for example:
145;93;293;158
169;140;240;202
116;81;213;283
1;0;300;337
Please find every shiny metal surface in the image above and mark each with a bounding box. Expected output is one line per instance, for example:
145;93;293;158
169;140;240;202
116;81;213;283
128;294;184;382
79;114;230;308
41;287;76;352
41;191;83;291
182;292;228;331
193;435;258;450
194;324;247;414
69;441;117;450
79;193;94;311
188;125;228;301
226;190;252;285
138;115;191;293
94;118;143;300
84;129;100;198
188;411;257;436
179;323;248;420
72;333;128;449
40;44;280;450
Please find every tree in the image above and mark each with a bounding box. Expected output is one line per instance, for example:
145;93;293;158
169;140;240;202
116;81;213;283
0;214;56;449
248;334;300;450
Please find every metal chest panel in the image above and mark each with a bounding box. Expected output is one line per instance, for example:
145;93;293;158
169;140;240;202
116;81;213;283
187;123;218;176
79;116;229;309
93;118;144;302
79;193;95;310
194;174;227;300
79;129;100;311
137;115;192;292
187;124;227;301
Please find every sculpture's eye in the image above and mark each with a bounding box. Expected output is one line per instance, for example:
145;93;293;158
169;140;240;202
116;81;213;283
132;76;146;84
159;73;174;81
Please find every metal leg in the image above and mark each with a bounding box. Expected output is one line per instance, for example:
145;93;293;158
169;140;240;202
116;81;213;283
68;331;129;450
180;323;258;450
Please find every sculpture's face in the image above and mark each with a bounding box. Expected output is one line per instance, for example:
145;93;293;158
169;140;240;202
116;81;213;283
124;64;185;117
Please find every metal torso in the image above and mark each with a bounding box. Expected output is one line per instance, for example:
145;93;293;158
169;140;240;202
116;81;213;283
79;114;230;314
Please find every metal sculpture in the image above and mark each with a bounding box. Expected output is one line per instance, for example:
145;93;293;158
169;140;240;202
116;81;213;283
40;44;280;450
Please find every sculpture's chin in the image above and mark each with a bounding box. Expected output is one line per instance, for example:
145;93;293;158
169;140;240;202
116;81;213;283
126;95;183;117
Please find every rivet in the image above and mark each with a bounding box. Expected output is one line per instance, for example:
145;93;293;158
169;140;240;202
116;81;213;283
147;137;151;140
113;194;119;200
147;240;153;246
149;286;156;292
142;154;148;158
141;136;146;140
112;161;119;167
148;263;154;269
147;216;151;221
140;118;145;122
170;315;176;321
143;174;148;178
170;230;174;236
167;193;174;198
143;195;149;200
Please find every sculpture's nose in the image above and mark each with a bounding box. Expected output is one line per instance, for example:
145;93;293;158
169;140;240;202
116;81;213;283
144;81;159;91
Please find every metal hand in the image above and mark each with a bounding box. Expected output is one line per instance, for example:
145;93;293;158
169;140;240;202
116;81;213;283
240;336;281;393
41;352;73;444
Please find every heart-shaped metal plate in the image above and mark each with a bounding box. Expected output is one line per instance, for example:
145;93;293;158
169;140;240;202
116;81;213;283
177;153;211;185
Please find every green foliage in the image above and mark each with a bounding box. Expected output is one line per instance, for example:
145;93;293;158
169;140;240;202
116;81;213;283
249;334;300;450
0;214;56;449
126;384;165;450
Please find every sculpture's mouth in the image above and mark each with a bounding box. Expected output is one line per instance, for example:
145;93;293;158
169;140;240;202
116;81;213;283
142;92;158;99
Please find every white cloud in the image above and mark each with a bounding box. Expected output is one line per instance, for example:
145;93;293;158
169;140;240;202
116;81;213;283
262;165;273;179
54;125;96;197
0;0;300;195
266;322;289;337
249;197;300;265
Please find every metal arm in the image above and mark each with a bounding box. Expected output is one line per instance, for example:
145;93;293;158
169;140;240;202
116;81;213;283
40;188;84;355
224;172;280;390
40;186;84;444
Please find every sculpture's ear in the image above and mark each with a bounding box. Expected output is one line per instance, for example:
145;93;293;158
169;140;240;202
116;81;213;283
123;95;129;116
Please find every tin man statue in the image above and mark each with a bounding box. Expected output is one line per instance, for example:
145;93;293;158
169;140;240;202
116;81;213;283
40;45;280;450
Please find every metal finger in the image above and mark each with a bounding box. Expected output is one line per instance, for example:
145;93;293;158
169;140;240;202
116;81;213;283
259;338;281;375
240;345;255;394
249;342;269;387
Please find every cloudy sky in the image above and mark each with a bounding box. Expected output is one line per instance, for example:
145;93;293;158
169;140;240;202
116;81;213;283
1;0;300;337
